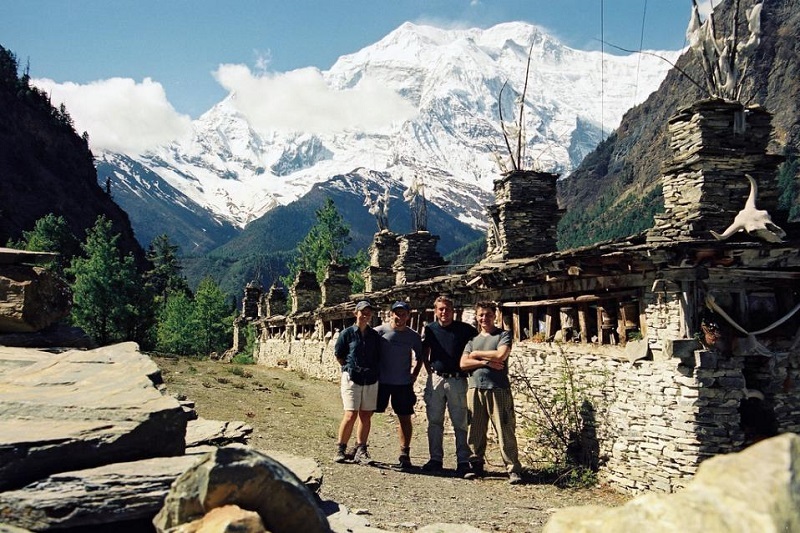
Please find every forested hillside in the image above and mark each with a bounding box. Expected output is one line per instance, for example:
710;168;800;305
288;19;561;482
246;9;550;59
0;45;145;266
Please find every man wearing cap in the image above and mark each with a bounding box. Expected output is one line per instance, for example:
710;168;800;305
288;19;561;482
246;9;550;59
421;294;478;478
333;300;381;465
375;301;424;471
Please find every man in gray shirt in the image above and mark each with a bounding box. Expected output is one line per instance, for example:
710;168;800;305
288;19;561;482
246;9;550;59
460;301;524;484
375;301;424;471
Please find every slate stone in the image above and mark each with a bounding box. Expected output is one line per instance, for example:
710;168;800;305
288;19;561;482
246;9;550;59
0;342;187;490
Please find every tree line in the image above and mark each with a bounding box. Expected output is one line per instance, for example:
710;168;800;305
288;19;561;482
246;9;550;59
9;214;232;355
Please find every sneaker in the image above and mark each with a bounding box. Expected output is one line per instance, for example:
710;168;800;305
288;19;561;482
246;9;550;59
397;453;413;471
508;472;523;485
353;444;373;466
421;459;443;472
333;444;347;463
457;462;476;480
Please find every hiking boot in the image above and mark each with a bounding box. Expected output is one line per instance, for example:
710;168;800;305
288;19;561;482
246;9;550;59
333;444;347;463
421;459;443;472
397;453;413;471
508;472;523;485
457;462;476;479
470;460;486;478
353;444;373;466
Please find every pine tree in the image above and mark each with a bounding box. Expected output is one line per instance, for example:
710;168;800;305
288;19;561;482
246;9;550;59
192;276;233;356
145;234;189;304
156;290;198;355
67;216;140;346
285;198;352;284
9;213;80;277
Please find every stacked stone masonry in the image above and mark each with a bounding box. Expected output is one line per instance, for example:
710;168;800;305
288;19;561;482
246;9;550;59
393;232;447;285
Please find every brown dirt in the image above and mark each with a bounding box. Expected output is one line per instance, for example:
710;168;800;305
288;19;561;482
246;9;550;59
153;356;628;532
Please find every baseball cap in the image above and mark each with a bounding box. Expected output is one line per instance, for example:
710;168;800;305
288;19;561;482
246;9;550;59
355;300;373;311
391;301;411;312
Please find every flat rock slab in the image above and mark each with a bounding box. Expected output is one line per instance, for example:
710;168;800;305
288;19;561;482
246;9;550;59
0;447;324;531
0;342;187;490
185;418;253;447
0;455;202;530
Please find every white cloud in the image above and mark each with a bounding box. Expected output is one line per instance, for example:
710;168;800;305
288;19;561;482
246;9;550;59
32;77;192;154
213;64;417;134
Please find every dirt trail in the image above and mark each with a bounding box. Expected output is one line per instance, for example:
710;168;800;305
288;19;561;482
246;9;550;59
154;356;626;532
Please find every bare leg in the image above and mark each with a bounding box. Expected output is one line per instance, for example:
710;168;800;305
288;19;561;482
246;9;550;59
337;410;358;445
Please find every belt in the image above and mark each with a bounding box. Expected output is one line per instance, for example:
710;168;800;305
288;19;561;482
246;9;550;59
433;370;468;378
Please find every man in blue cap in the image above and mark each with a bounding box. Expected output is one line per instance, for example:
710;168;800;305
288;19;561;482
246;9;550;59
375;301;424;470
333;300;381;465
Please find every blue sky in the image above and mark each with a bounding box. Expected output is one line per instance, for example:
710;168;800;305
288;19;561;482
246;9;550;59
1;0;707;153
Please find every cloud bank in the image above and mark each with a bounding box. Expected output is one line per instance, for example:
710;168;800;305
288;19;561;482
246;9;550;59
213;64;417;134
32;77;192;154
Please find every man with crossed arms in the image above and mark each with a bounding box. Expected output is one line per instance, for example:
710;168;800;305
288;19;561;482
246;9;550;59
460;301;524;484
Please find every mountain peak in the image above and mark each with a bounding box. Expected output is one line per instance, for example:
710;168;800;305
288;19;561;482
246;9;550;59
104;18;679;253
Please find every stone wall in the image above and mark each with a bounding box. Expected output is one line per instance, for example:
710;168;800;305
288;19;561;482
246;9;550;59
256;338;340;383
510;339;800;494
253;327;800;495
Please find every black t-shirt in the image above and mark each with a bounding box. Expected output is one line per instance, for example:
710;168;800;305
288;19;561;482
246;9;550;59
423;320;478;374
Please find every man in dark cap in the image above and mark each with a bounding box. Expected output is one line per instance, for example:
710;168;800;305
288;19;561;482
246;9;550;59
375;301;424;470
333;300;380;465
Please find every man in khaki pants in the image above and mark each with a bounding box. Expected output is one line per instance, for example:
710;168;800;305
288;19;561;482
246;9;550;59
460;301;524;484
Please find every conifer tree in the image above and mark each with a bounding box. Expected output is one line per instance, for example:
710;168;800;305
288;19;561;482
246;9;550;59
156;290;197;355
145;234;189;304
285;198;352;285
192;276;233;356
67;216;140;346
9;213;80;277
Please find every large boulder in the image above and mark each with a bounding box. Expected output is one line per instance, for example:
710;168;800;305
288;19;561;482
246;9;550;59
0;342;187;490
544;433;800;533
153;446;330;533
0;261;70;333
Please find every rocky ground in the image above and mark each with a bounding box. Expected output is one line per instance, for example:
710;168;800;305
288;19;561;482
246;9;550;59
153;356;628;532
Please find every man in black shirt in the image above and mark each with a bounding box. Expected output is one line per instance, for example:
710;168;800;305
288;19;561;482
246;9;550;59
421;295;478;478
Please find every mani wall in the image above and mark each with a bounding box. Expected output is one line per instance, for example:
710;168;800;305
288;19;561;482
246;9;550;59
254;311;800;495
246;99;800;494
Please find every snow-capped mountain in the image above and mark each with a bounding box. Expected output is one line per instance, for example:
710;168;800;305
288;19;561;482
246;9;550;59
99;21;680;251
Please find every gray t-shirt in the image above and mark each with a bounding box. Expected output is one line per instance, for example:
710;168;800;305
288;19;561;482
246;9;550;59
375;324;423;386
465;329;512;389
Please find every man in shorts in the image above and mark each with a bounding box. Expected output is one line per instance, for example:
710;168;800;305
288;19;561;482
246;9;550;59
333;300;381;465
375;301;424;471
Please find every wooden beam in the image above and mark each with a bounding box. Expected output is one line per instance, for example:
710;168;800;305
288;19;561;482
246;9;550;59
578;303;589;344
500;289;641;308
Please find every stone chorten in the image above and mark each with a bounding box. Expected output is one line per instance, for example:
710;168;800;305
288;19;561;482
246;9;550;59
241;280;262;320
647;100;782;243
264;283;287;317
290;270;320;314
393;231;448;285
320;263;351;307
364;230;400;292
486;170;562;259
